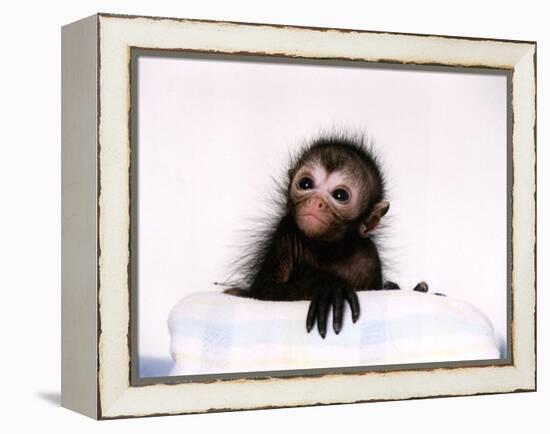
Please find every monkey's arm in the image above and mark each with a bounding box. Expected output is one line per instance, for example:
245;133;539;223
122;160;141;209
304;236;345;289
225;215;312;301
245;232;312;301
305;240;387;337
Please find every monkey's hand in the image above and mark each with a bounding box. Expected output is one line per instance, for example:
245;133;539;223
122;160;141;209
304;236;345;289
306;282;360;338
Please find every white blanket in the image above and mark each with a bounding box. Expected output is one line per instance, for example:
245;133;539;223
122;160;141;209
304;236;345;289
168;290;500;376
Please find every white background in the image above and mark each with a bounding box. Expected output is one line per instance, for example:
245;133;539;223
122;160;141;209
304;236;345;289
0;0;546;433
137;55;508;371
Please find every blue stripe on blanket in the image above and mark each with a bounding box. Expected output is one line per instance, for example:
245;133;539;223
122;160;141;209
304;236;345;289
198;296;235;368
170;314;494;348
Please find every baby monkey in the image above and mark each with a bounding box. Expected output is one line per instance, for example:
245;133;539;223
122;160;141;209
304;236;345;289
226;134;405;337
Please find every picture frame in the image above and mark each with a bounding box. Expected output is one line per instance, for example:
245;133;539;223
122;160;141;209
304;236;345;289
61;12;536;419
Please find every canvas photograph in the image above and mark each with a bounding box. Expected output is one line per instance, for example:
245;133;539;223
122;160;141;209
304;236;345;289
132;51;510;380
60;13;536;418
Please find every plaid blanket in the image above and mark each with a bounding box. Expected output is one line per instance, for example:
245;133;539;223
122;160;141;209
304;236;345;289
168;290;500;375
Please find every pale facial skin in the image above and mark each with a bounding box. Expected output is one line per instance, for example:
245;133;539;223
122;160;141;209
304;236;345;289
290;162;364;242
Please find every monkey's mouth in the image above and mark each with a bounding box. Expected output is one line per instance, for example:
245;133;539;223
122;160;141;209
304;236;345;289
297;213;330;227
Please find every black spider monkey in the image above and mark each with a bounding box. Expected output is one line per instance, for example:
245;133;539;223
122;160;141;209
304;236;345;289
225;133;429;337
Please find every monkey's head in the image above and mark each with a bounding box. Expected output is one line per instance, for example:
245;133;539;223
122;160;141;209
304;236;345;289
288;135;389;242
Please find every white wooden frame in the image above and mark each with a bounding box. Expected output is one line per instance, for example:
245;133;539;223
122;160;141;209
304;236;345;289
61;13;536;419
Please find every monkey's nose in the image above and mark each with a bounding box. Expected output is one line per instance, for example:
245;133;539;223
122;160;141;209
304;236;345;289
307;198;325;209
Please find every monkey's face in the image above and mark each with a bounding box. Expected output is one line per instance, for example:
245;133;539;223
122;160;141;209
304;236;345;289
289;163;363;242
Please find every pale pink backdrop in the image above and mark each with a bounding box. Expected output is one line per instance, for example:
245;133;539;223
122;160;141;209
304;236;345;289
137;55;508;375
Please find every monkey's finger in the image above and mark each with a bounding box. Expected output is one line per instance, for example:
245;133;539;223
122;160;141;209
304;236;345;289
383;281;400;290
317;294;330;339
345;289;361;323
332;288;344;334
413;281;429;293
306;296;319;333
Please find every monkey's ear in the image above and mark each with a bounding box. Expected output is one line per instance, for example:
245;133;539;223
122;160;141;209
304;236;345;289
359;200;390;237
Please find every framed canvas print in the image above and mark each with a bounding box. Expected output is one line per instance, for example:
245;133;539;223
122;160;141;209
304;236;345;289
61;13;536;419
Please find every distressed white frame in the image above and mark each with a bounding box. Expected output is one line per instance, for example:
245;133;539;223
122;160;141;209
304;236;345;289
62;13;536;419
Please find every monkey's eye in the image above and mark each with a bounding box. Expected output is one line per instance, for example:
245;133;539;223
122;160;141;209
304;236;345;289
332;189;350;202
298;177;314;190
